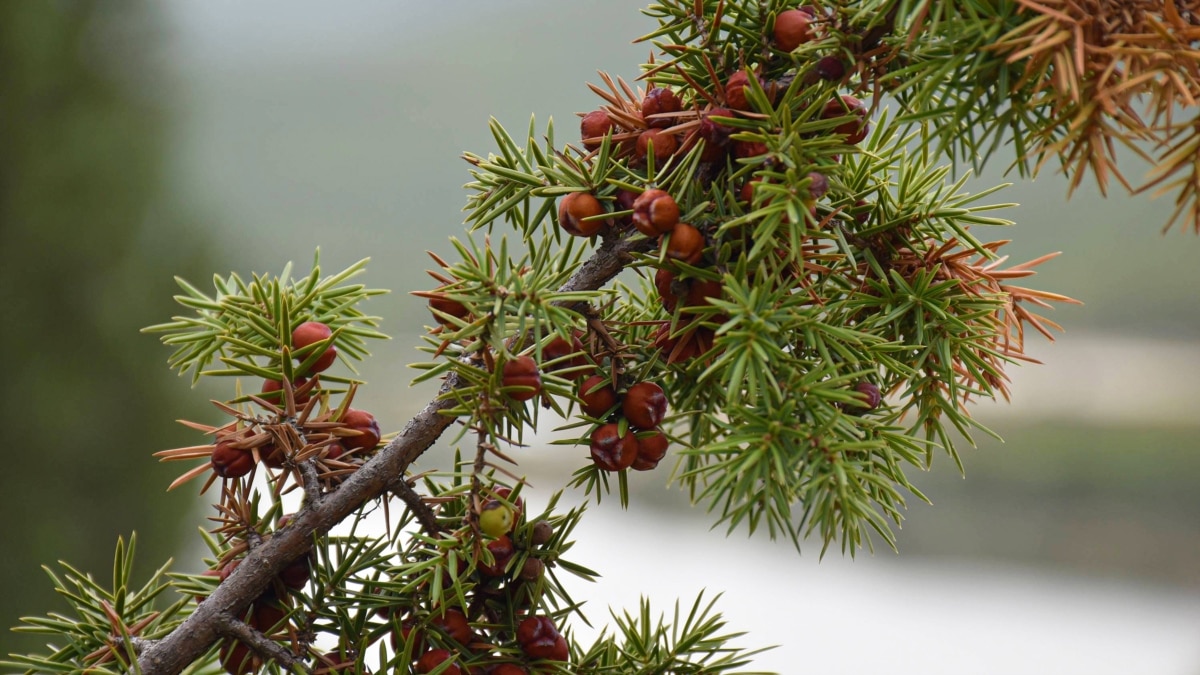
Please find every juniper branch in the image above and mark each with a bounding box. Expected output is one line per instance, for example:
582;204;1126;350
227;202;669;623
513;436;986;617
135;230;655;675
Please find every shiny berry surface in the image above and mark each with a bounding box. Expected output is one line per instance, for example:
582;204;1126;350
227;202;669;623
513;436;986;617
502;355;542;401
429;291;470;325
516;616;569;661
580;109;612;150
636;128;677;163
291;321;331;350
589;423;638;471
632;429;670;471
622;381;668;429
415;649;461;675
477;534;515;577
666;223;705;265
340;408;381;451
632;189;680;237
822;95;869;145
211;440;254;479
557;191;607;237
641;87;682;128
430;608;472;645
774;9;814;51
578;375;618;418
478;500;515;538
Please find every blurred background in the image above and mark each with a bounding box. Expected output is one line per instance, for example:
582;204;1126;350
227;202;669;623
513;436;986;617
2;1;1198;672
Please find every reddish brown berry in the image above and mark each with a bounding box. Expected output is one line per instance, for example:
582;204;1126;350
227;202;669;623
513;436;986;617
578;375;618;418
542;332;591;380
589;423;638;472
557;191;608;237
218;558;241;582
641;87;682;128
697;107;734;161
655;268;680;313
325;441;346;460
821;95;870;145
219;639;255;675
632;189;680;237
278;555;311;591
698;107;734;145
580;109;613;151
257;441;286;469
652;324;714;364
520;557;546;582
516;616;569;661
415;649;462;675
502;355;542;402
292;321;332;350
666;223;705;265
306;345;338;373
623;382;669;429
852;199;871;224
684;278;723;312
430;608;472;645
250;599;288;632
725;71;756;110
632;430;670;471
816;55;846;81
636;129;677;163
734;140;769;159
740;179;757;204
530;520;554;546
616;188;639;214
340;408;381;451
211;440;254;479
391;621;428;654
429;289;470;326
491;665;530;675
806;171;829;201
846;381;882;414
774;9;815;51
261;376;311;405
478;535;515;577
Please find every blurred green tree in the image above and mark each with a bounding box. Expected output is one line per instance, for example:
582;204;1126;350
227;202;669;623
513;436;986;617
0;0;213;654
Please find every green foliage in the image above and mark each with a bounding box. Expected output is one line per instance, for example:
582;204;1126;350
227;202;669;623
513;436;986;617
143;253;389;385
1;536;187;674
575;594;772;673
23;0;1197;672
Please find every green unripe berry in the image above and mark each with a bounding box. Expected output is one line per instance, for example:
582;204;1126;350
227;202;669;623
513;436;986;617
478;500;515;538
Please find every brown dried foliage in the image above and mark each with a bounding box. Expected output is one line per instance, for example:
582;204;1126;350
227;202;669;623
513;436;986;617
991;0;1200;232
889;237;1081;403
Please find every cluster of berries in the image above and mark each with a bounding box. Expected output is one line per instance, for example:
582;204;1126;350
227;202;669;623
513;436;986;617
581;379;670;471
576;9;869;170
206;321;382;481
377;489;566;674
420;294;677;476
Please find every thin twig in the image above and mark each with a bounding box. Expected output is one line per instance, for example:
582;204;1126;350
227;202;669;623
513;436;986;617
217;613;309;674
388;478;442;535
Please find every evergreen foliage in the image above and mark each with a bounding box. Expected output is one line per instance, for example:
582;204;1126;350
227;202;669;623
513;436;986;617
8;1;1198;673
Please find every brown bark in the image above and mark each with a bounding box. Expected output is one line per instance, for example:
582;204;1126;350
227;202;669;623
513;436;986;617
136;230;654;674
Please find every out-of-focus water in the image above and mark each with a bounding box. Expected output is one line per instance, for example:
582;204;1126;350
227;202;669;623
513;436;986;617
565;505;1200;675
260;480;1200;675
